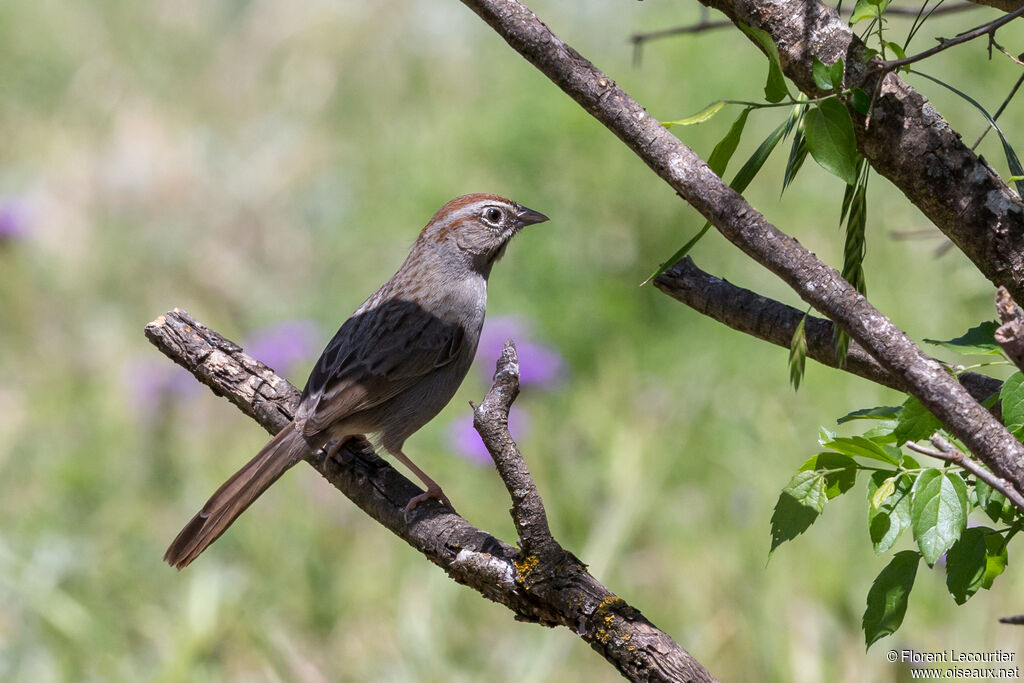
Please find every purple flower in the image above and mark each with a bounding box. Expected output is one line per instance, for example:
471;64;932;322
242;320;319;374
449;407;531;465
476;316;564;388
0;199;30;242
124;357;202;412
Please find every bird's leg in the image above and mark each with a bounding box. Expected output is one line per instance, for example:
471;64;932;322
388;448;455;514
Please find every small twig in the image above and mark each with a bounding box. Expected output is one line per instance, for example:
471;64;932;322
877;5;1024;72
629;3;980;48
473;341;557;554
1000;614;1024;624
905;436;1024;513
146;309;715;683
995;286;1024;372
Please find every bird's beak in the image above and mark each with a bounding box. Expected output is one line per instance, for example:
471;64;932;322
515;205;549;228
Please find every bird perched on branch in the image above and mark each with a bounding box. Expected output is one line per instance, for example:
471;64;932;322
165;193;548;569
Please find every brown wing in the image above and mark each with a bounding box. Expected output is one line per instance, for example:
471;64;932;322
294;299;466;437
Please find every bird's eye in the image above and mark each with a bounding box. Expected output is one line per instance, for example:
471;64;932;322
483;207;503;224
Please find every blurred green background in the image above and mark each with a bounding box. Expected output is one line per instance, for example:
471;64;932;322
2;1;1023;680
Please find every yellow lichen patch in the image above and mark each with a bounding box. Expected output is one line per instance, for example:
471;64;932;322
513;554;540;582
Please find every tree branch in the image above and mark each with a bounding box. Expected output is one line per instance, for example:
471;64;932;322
877;5;1024;72
458;0;1024;493
905;435;1024;513
653;257;1003;403
146;308;716;683
995;286;1024;372
698;0;1024;305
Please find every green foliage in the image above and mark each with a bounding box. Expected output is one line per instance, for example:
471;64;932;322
862;551;918;648
923;321;1002;355
662;100;726;128
892;396;941;445
776;321;1024;643
805;99;860;186
739;23;790;103
850;0;891;25
910;468;968;566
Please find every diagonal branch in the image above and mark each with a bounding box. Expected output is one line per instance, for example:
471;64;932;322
459;0;1024;496
697;0;1024;305
654;257;1003;404
146;308;716;683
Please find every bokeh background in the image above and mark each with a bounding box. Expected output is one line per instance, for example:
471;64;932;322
3;1;1024;680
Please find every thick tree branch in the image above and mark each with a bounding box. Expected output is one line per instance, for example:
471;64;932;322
995;286;1024;372
654;257;1003;403
146;309;715;683
698;0;1024;304
459;0;1024;495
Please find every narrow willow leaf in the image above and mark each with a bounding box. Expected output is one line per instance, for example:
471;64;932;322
663;100;727;128
789;313;808;390
863;550;919;648
999;371;1024;431
911;469;969;566
892;396;941;445
770;470;827;554
708;108;752;177
739;23;790;103
647;114;791;282
945;527;988;605
812;56;833;91
912;71;1024;195
805;99;860;186
868;471;913;553
837;405;902;424
923;321;1002;356
799;452;858;499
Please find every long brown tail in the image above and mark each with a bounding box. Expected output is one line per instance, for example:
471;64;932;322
164;425;308;569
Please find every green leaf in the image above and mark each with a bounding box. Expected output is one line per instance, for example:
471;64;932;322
789;313;808;390
945;527;988;605
850;87;871;115
1000;371;1024;431
770;470;827;554
982;489;1015;525
912;71;1024;196
850;0;889;23
663;100;727;128
825;436;900;464
923;321;1002;356
812;56;833;91
885;41;906;61
739;23;790;103
805;99;860;185
870;476;897;510
647;113;790;282
892;396;941;445
708;108;751;177
829;58;845;91
781;110;809;193
911;469;969;566
837;405;902;424
982;533;1008;589
863;550;919;648
868;471;913;553
799;452;858;499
